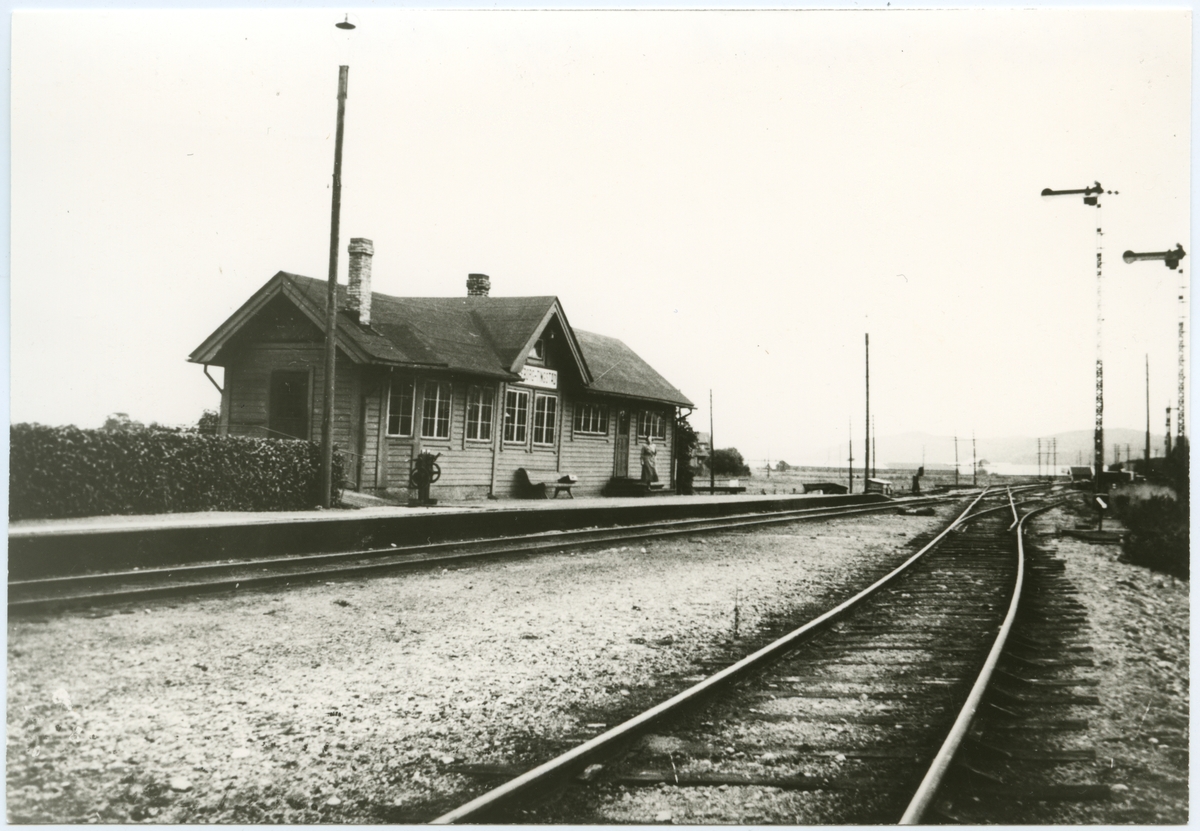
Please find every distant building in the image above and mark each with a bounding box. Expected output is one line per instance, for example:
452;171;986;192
693;432;712;470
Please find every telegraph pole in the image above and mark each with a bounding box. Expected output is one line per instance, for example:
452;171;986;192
709;390;715;494
319;63;351;508
1146;356;1152;462
972;432;977;487
848;419;854;494
954;436;959;486
1042;181;1114;489
864;334;870;485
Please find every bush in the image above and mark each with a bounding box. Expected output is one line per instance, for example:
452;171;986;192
674;414;698;495
711;447;751;477
1119;494;1189;579
10;423;346;520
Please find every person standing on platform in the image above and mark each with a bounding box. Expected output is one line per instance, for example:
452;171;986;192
641;438;659;486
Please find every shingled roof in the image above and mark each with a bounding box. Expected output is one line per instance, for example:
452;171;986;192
190;272;693;408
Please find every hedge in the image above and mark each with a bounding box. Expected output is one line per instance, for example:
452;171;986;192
10;423;347;520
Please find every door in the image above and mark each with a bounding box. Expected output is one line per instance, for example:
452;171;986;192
614;410;630;477
268;370;309;440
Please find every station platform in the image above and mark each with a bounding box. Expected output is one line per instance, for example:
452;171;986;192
8;491;892;580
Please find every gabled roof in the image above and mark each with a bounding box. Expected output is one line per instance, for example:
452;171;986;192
190;272;693;407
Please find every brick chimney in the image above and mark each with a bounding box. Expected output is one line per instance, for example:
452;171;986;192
467;273;491;297
347;238;374;325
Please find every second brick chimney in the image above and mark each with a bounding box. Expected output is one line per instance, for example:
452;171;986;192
466;273;491;297
347;238;374;325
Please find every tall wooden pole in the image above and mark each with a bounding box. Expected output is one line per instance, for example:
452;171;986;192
972;432;977;486
954;436;959;486
320;65;349;508
1145;355;1151;461
709;389;715;494
864;333;870;484
847;420;853;494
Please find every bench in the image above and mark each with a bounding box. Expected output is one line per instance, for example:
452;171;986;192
516;468;578;499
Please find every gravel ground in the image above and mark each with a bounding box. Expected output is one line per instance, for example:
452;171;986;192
6;497;1189;824
1032;503;1189;825
6;509;946;824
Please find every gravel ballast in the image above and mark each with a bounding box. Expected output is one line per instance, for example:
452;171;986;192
6;498;1189;824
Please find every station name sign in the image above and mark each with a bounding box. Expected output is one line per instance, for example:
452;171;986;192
520;366;558;389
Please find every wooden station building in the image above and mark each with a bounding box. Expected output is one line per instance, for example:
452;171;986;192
189;239;694;500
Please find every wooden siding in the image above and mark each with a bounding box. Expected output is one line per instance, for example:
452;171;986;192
224;345;678;501
224;344;364;486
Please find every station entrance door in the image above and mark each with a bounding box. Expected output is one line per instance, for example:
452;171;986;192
614;410;630;477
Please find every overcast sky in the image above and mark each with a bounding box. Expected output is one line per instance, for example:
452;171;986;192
9;7;1192;465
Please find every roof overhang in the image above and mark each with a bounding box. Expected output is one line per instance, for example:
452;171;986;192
188;272;373;366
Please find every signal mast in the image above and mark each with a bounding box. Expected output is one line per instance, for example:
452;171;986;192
1041;181;1116;488
1123;244;1188;451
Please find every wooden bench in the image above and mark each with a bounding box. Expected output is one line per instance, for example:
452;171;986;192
516;468;577;499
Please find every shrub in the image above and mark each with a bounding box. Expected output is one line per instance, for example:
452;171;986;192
674;413;698;495
10;423;346;520
711;447;751;477
1119;494;1189;580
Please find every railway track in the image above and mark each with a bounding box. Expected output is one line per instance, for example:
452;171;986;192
428;486;1105;824
9;493;965;614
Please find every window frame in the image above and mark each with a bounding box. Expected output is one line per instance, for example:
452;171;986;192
532;392;558;446
420;380;453;441
638;409;668;442
503;388;530;444
465;384;495;442
386;377;416;437
572;401;610;437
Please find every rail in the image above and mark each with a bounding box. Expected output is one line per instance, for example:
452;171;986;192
429;488;993;824
898;499;1060;823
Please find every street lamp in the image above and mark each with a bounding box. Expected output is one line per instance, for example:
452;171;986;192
320;18;355;508
1041;180;1117;487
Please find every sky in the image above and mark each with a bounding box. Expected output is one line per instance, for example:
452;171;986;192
8;6;1193;466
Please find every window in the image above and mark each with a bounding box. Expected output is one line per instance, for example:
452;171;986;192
532;338;545;360
269;370;309;440
533;393;558;445
573;402;609;436
466;385;495;441
638;410;668;442
421;381;453;440
504;388;529;443
387;378;415;436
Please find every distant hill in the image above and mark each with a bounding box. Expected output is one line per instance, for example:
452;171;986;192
861;429;1166;468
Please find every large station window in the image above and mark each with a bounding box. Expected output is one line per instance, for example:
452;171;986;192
421;381;453;440
573;402;609;436
533;393;558;445
268;370;309;440
638;410;668;442
466;385;495;441
387;378;415;436
504;388;529;443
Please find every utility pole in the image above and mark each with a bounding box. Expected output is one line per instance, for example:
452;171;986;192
848;420;854;494
871;416;876;479
864;333;870;485
1146;355;1152;462
709;390;715;494
954;436;959;486
1038;438;1042;479
1052;438;1057;479
972;432;977;487
319;63;351;509
1043;181;1114;490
